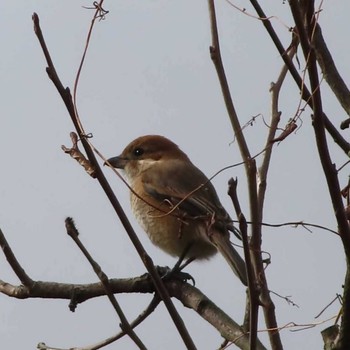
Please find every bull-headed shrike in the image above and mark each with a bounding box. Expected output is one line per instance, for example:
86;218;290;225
107;135;247;286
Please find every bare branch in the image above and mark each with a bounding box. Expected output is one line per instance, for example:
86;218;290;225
315;294;342;319
0;274;155;302
289;2;350;349
270;121;298;144
256;220;339;236
208;2;284;349
258;40;297;210
167;280;267;350
269;290;299;308
62;132;96;178
228;179;259;350
321;325;340;350
50;297;160;350
248;0;350;155
73;0;108;134
65;217;147;350
0;229;33;287
313;23;350;119
207;0;252;161
0;269;265;350
32;12;196;349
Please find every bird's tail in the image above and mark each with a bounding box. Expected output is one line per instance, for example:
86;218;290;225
211;232;248;286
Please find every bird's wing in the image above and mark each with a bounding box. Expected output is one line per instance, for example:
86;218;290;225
142;159;235;231
143;158;247;285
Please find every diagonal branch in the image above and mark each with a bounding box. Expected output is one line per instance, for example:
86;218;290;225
32;12;196;350
248;0;350;154
0;229;33;287
39;297;160;350
313;23;350;119
65;218;146;350
167;280;267;350
207;2;283;350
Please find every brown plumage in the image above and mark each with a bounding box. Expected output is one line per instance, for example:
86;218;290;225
107;135;247;286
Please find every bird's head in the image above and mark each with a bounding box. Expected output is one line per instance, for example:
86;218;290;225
106;135;189;180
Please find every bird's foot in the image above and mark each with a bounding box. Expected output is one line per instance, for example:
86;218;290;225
156;265;195;285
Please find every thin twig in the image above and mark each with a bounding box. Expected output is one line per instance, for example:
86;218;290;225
66;296;161;350
269;290;299;308
228;179;259;350
315;294;341;319
256;220;338;236
73;0;108;134
258;39;297;211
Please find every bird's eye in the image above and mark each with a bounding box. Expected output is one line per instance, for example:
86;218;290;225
133;147;144;157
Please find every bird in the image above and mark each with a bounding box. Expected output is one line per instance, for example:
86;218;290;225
106;135;247;286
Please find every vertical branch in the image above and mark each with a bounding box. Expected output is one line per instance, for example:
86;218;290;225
255;44;298;350
228;179;259;350
207;0;259;254
207;0;251;161
207;2;283;349
289;1;350;349
258;44;297;213
289;0;350;263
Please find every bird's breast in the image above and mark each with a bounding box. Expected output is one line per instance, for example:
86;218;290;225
130;191;217;260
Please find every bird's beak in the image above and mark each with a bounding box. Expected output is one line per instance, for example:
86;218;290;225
105;156;128;169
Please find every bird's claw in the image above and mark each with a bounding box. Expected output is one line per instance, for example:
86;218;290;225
155;265;196;285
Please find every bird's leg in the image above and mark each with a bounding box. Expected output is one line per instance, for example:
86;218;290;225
161;243;196;285
178;256;196;271
172;242;194;271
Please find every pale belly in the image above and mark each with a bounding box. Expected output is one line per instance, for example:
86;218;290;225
131;193;217;260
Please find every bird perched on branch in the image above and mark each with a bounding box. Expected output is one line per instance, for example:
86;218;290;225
107;135;247;286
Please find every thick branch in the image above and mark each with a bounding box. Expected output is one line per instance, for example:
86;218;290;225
290;0;350;266
313;23;350;119
167;281;267;350
0;273;266;350
0;275;154;301
289;2;350;349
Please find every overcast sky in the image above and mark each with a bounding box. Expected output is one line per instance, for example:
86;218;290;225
1;1;350;349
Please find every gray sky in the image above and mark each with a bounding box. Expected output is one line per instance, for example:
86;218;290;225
1;1;349;349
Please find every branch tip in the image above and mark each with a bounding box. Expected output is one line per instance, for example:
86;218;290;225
65;217;79;237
